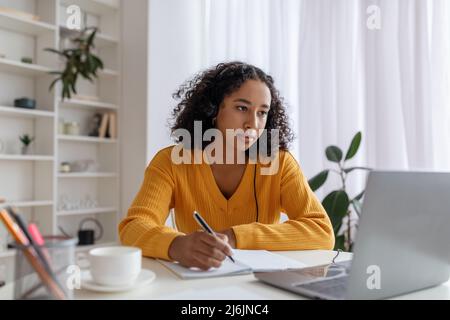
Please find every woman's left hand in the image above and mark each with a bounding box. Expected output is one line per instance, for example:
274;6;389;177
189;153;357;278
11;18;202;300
219;229;237;249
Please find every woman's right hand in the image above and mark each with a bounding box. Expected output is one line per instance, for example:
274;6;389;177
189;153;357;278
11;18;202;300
168;231;234;270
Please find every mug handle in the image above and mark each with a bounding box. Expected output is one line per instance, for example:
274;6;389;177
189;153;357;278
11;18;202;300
78;218;103;241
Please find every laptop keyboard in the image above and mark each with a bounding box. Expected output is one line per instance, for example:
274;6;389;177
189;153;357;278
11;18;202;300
295;275;348;299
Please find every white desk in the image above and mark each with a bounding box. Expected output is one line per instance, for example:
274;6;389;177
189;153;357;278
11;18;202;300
2;250;450;299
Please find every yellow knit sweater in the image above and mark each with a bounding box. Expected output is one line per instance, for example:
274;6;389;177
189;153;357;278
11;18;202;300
119;146;334;260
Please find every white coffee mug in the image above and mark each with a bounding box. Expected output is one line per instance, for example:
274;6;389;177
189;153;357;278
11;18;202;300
88;246;142;286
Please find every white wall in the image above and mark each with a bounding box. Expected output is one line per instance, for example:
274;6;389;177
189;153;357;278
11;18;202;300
147;0;205;159
120;0;150;218
121;0;206;218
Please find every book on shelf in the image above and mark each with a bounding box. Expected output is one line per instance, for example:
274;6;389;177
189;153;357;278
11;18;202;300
108;112;116;139
98;113;109;138
96;112;117;139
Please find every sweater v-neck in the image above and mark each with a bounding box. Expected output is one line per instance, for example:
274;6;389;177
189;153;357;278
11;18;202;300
202;160;252;210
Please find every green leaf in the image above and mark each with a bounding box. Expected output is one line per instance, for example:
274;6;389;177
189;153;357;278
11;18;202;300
334;235;346;251
87;28;98;47
84;73;93;82
70;80;77;95
322;190;350;232
46;48;72;60
351;199;363;216
44;48;65;56
333;222;342;235
343;166;371;174
308;170;329;191
353;190;365;201
73;73;78;88
49;78;59;91
19;134;34;145
62;82;71;100
79;69;92;81
87;55;95;72
344;132;362;161
93;55;104;69
326;146;343;163
47;26;103;100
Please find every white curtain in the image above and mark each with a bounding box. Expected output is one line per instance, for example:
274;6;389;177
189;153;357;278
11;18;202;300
365;0;450;172
148;0;450;199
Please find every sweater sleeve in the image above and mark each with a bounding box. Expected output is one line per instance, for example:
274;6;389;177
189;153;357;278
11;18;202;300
231;152;335;250
118;149;184;260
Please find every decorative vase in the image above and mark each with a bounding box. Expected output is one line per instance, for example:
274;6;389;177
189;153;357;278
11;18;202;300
65;121;80;135
21;145;30;155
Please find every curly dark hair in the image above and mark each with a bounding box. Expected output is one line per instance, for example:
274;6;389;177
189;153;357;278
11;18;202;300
170;61;294;155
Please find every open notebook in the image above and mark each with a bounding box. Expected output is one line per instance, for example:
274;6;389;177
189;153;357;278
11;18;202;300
158;249;307;279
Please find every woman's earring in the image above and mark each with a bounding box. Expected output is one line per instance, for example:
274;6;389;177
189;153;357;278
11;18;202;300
212;117;216;126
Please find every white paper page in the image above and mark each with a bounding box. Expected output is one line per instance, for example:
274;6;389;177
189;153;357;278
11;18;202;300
232;250;307;272
159;258;251;279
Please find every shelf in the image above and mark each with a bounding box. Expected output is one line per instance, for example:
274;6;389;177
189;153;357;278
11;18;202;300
60;0;119;16
1;200;53;208
0;12;57;36
57;206;117;216
58;172;117;178
0;154;54;161
60;26;118;48
0;105;54;118
98;68;119;78
96;33;119;48
51;64;118;78
0;0;121;261
0;58;52;76
58;135;117;144
59;98;118;110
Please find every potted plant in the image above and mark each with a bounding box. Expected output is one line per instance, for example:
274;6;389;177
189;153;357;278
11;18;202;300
308;132;372;252
45;27;104;100
19;134;35;155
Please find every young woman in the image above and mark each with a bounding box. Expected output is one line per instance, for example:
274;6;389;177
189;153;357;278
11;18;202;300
119;62;334;270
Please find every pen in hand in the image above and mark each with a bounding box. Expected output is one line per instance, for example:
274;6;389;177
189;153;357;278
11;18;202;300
193;211;235;263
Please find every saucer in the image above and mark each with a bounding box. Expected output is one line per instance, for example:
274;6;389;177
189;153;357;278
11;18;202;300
81;269;156;293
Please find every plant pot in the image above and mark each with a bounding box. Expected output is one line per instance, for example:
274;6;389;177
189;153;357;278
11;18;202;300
21;145;31;155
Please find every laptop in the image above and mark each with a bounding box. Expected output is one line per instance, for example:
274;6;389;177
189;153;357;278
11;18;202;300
254;171;450;299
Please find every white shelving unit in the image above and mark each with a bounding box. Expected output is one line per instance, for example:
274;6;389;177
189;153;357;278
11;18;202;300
0;105;55;118
57;206;117;216
0;57;53;75
57;134;117;143
58;173;117;179
0;0;121;258
0;154;54;161
59;98;118;110
59;25;118;48
0;11;57;35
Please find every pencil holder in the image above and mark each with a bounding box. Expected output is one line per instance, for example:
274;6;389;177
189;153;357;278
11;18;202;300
12;236;77;300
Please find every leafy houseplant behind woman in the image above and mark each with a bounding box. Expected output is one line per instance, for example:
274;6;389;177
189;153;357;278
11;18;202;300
45;27;104;100
308;132;372;252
